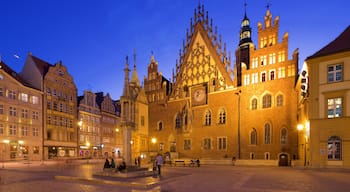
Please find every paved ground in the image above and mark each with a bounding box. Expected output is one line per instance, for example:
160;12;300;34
1;161;350;192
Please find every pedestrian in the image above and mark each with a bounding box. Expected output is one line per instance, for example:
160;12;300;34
103;158;110;169
137;156;141;167
118;160;126;172
110;158;116;168
134;158;138;166
155;153;163;176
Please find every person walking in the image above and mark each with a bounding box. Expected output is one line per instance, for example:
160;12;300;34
110;158;116;168
155;153;163;176
103;158;110;169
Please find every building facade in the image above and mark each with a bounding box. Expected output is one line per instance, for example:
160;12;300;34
21;53;78;159
0;61;43;161
304;26;350;168
142;4;299;165
78;90;101;158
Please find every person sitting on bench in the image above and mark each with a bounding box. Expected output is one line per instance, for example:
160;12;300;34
118;160;126;172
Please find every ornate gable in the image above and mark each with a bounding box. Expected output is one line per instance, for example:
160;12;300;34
171;4;233;100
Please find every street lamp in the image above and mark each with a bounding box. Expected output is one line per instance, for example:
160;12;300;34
235;90;241;159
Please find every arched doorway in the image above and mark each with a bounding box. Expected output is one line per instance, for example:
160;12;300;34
278;153;289;166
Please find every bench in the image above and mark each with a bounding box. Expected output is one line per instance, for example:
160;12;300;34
174;160;186;166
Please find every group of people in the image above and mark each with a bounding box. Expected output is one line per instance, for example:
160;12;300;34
103;158;126;172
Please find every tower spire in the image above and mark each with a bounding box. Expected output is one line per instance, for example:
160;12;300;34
122;56;130;97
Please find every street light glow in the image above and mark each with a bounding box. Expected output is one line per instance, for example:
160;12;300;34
297;124;304;131
151;138;157;144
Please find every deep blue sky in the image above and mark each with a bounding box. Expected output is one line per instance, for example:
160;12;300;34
1;0;349;99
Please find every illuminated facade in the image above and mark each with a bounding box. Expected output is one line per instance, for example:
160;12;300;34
21;53;78;159
304;26;350;168
0;61;43;161
142;4;299;165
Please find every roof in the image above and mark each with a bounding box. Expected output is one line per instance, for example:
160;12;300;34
29;54;52;76
307;25;350;60
0;60;38;90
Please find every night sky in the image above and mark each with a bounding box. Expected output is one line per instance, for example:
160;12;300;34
1;0;349;99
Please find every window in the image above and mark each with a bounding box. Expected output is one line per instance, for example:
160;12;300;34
328;98;342;118
218;137;227;150
278;67;286;78
20;93;28;102
32;96;39;104
175;114;181;129
9;124;17;136
218;108;226;124
328;64;342;83
0;87;3;96
205;110;211;126
252;73;258;84
260;55;267;65
9;107;17;116
269;53;276;64
243;74;250;85
33;127;39;137
328;136;341;160
33;146;39;154
184;139;191;150
203;138;211;150
270;70;275;80
281;128;287;144
158;121;163;131
251;98;257;110
9;90;17;100
277;95;283;106
265;152;270;160
261;72;266;82
32;111;39;120
21;126;29;136
278;51;285;62
0;124;3;135
264;123;271;144
262;94;272;108
22;109;29;119
250;128;257;145
252;58;258;68
0;104;3;114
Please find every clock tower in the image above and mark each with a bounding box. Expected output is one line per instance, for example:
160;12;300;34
235;3;253;87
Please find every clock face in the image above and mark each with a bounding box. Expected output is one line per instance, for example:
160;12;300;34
193;89;205;102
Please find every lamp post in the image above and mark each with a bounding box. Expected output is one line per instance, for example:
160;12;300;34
235;90;241;159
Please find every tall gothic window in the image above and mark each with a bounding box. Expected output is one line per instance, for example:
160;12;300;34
175;114;181;129
277;95;283;106
281;128;287;144
250;128;257;145
218;108;226;124
264;123;271;144
251;98;258;110
205;110;211;126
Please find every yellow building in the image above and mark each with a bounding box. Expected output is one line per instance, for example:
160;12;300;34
143;4;299;165
21;53;78;159
305;25;350;168
0;60;43;161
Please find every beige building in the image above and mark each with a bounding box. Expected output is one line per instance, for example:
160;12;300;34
21;53;78;159
142;4;299;165
304;25;350;168
95;92;121;158
0;61;43;161
77;90;101;158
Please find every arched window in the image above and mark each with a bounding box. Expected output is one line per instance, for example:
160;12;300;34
158;121;163;131
277;95;283;106
264;123;271;144
262;94;272;108
328;136;341;160
205;110;211;126
219;108;226;124
175;114;181;129
250;128;257;145
281;128;287;144
270;71;275;80
251;98;258;110
264;152;270;160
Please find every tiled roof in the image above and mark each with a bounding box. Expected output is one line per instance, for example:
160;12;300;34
307;25;350;60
